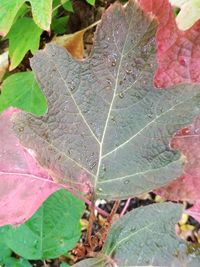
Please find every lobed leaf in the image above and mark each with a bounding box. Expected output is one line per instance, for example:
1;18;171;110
7;17;42;70
14;0;200;200
139;0;200;88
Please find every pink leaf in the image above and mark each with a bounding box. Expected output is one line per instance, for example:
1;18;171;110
0;108;59;226
186;201;200;223
155;116;200;202
139;0;200;88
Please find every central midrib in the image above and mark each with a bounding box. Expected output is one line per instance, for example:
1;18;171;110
94;13;134;189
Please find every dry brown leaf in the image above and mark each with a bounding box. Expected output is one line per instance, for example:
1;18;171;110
51;21;99;59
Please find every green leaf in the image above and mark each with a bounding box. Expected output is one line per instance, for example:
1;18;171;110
12;3;30;24
86;0;95;6
74;203;184;266
4;190;85;260
62;0;74;12
0;236;12;265
0;0;52;36
52;16;69;34
14;1;200;200
7;17;42;70
102;203;183;266
0;72;47;116
61;263;71;267
4;258;32;267
0;228;32;267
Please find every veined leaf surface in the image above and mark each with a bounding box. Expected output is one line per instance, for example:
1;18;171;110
14;0;200;200
73;203;184;266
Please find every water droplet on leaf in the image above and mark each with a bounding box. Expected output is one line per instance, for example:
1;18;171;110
118;92;124;98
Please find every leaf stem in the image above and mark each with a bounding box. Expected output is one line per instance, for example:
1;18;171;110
120;198;131;217
60;184;109;217
108;200;120;222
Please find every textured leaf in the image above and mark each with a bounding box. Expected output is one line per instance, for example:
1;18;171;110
139;0;200;88
170;0;200;30
0;72;47;115
75;203;184;266
0;0;52;36
14;0;200;201
155;115;200;203
4;189;85;259
72;258;107;267
0;108;58;226
7;17;42;70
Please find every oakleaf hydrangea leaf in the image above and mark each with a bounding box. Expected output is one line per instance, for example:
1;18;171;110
0;0;52;36
155;115;200;203
7;17;42;70
74;203;184;266
0;72;47;115
139;0;200;87
14;0;200;200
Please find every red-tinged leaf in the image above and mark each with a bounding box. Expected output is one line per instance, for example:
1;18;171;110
186;201;200;223
0;108;58;226
155;116;200;202
139;0;200;88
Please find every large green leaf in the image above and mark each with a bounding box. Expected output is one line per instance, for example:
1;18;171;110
4;189;85;259
13;1;200;200
0;0;52;36
7;17;42;70
73;203;184;266
0;72;47;116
